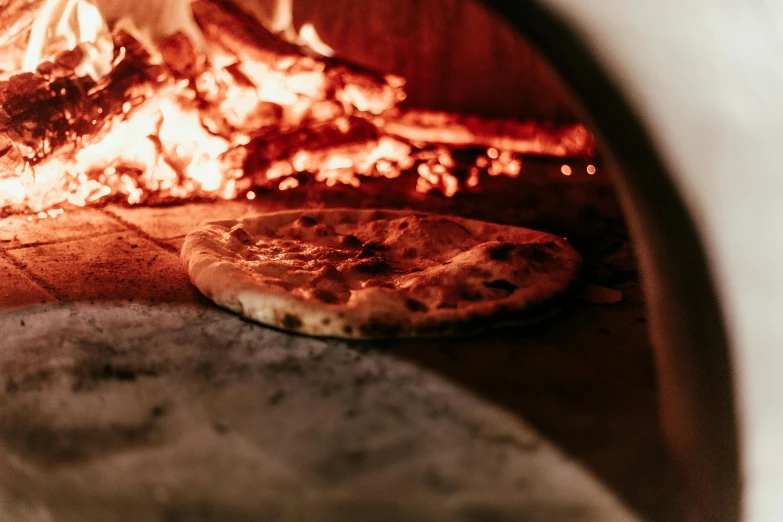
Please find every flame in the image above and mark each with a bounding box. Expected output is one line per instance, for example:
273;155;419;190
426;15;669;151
267;0;334;57
0;0;594;214
268;0;294;36
24;0;114;80
23;0;206;80
296;23;334;57
6;90;235;210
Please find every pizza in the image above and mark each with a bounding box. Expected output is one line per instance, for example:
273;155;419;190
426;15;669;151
181;208;582;339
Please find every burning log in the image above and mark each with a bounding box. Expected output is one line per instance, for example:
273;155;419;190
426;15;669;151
0;30;180;210
237;116;382;186
382;109;592;157
0;0;593;213
192;0;303;62
0;32;169;168
243;116;379;173
191;0;406;117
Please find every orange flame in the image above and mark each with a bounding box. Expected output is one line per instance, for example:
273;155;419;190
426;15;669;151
24;0;114;80
266;0;334;57
0;0;593;214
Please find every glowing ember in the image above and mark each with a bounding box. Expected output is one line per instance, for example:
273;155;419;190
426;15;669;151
0;0;594;215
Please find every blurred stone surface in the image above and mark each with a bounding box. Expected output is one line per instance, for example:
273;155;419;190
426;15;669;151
0;302;641;522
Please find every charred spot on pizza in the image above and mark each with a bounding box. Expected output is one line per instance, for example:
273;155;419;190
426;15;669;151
353;257;393;275
314;225;331;237
398;221;409;230
341;235;363;248
322;318;331;325
296;216;318;227
402;247;417;258
437;302;458;309
343;325;353;335
313;289;339;304
357;247;375;259
317;265;345;281
405;298;428;312
483;279;519;294
281;313;303;330
487;243;515;261
358;242;387;258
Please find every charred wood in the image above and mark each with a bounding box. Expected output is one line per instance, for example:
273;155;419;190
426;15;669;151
0;32;169;169
192;0;404;115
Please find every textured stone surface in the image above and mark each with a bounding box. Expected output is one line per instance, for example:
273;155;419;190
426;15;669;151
0;303;641;522
0;256;55;311
6;233;199;303
105;201;258;240
0;209;124;249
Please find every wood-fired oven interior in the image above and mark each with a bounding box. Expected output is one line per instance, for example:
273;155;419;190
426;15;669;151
0;1;681;521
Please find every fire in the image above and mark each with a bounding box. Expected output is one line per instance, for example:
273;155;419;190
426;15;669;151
0;0;593;215
296;24;334;57
24;0;114;80
260;0;334;57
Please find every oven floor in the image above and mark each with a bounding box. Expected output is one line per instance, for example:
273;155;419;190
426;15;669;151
0;167;682;521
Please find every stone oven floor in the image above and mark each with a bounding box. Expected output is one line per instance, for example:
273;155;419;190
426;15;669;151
0;168;681;522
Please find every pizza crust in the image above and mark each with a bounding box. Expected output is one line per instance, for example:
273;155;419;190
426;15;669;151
181;208;582;339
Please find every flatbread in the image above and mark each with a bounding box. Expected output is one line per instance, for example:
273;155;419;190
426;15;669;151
181;208;582;338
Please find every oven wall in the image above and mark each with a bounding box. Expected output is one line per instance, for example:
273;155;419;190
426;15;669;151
230;0;578;121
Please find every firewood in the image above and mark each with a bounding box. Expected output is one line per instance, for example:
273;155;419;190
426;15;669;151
0;31;170;167
235;116;379;185
192;0;405;116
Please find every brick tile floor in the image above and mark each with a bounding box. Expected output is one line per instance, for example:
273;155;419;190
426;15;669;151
0;208;124;249
0;255;56;312
105;200;258;240
0;203;260;305
6;232;199;303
